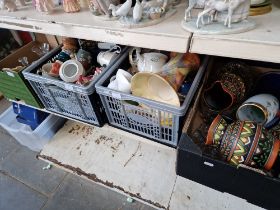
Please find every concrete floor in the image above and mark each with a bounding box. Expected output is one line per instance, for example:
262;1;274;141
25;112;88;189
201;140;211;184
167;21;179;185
0;99;155;210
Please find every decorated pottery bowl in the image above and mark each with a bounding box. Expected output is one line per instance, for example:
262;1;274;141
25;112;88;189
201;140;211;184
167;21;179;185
207;115;280;170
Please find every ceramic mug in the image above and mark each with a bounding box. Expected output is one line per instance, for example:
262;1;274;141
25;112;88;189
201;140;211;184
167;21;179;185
97;46;121;67
107;69;132;93
59;60;85;83
237;94;279;126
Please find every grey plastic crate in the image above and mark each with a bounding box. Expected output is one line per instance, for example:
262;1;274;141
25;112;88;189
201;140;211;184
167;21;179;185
96;51;209;146
23;45;128;126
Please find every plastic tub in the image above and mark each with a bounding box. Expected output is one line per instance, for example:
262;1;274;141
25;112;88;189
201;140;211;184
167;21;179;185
0;106;66;152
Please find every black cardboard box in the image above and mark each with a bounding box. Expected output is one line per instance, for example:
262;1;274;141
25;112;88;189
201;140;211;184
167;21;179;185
176;57;280;210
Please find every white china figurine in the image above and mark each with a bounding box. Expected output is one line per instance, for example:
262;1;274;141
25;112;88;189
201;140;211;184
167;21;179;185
34;0;55;13
181;0;256;35
110;0;132;19
63;0;80;12
89;0;120;19
109;0;177;28
0;0;17;12
133;0;142;22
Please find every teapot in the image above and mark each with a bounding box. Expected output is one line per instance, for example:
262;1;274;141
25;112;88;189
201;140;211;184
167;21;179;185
129;47;168;73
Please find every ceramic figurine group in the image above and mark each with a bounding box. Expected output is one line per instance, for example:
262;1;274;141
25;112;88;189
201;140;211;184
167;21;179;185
0;0;25;12
182;0;256;34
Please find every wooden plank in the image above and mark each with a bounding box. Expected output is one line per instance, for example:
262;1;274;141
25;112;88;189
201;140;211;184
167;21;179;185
39;121;177;209
190;6;280;63
0;3;191;53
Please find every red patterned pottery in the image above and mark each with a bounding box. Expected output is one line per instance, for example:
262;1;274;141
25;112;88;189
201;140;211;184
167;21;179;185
203;72;246;112
207;115;280;170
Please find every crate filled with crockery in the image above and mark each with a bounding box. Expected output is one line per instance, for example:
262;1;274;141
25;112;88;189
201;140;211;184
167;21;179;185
23;38;127;126
95;47;208;146
177;56;280;209
0;40;51;108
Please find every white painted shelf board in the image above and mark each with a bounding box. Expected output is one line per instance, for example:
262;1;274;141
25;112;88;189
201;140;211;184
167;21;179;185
0;3;191;53
190;5;280;63
39;120;263;209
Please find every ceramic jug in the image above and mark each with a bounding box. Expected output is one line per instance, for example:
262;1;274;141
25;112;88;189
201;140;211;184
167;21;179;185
206;115;280;170
129;48;168;73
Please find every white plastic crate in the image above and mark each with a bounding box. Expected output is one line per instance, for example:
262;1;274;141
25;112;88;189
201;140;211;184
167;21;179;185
0;106;66;152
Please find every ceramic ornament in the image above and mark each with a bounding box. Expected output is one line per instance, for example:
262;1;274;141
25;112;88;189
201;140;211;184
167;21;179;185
89;0;120;20
79;0;88;8
17;0;26;6
0;0;17;11
34;0;55;13
182;0;256;35
63;0;80;12
207;115;280;170
109;0;177;28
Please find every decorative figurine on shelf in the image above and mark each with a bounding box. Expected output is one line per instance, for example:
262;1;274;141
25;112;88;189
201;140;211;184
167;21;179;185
133;0;143;22
79;0;88;8
17;0;26;6
184;0;206;20
110;0;132;18
182;0;256;35
109;0;177;28
88;0;120;20
63;0;80;12
0;0;17;12
33;0;55;13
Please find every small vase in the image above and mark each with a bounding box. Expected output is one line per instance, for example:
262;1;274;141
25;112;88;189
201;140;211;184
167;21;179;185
207;115;280;170
63;0;80;13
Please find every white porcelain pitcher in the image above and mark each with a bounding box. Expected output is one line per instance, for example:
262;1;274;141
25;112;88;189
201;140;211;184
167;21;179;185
129;47;168;73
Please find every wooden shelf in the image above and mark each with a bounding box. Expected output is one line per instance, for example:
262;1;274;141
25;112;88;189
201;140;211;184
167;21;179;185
0;3;191;53
189;5;280;63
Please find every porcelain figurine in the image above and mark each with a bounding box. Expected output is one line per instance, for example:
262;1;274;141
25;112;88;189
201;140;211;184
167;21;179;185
110;0;132;18
133;0;143;22
79;0;88;8
129;48;168;73
184;0;206;20
0;0;17;12
63;0;80;13
17;0;26;6
206;115;280;170
110;0;177;28
237;94;279;126
34;0;55;13
182;0;256;35
89;0;119;19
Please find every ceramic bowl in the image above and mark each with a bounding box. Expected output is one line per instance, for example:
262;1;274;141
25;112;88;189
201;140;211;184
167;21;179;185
131;72;180;107
59;60;85;83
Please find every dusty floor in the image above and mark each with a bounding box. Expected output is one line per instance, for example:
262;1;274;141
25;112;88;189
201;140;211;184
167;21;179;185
0;99;155;210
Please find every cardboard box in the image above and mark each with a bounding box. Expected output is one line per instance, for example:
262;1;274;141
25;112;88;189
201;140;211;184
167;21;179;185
177;57;280;209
